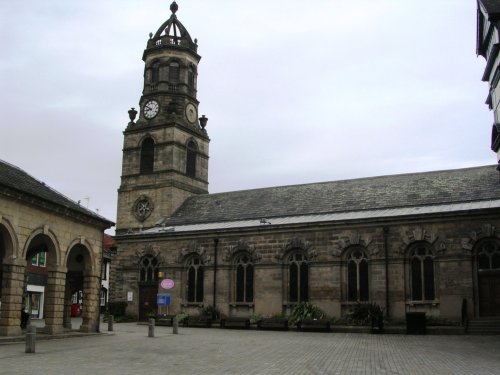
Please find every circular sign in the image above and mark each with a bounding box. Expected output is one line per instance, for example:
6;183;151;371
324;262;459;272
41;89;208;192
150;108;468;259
161;279;175;289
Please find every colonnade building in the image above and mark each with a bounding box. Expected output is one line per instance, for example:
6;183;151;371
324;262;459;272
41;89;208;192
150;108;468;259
0;160;113;336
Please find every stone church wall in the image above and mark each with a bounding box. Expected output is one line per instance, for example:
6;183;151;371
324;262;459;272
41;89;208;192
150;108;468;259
111;212;500;322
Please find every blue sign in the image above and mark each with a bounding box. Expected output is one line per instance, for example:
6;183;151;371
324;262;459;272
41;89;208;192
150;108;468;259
157;293;171;306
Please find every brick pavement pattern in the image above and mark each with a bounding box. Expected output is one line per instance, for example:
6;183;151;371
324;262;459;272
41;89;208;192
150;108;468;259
0;323;499;375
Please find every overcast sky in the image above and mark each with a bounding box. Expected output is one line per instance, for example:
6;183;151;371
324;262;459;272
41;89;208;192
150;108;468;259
0;0;494;233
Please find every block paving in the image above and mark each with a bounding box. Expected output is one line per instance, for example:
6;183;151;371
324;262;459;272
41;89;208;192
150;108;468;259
1;322;499;374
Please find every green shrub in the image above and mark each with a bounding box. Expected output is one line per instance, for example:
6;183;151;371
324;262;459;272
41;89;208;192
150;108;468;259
348;303;384;326
270;313;286;320
250;314;263;324
289;302;326;326
176;312;189;324
201;305;221;320
107;301;128;317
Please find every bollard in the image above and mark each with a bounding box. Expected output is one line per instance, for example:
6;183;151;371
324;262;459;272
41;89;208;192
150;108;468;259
173;316;178;334
148;318;155;337
25;325;36;354
108;315;114;332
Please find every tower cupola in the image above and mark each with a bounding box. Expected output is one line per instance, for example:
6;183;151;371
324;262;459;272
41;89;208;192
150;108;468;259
145;1;199;57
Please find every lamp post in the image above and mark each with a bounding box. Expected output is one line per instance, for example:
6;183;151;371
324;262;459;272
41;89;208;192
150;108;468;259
158;271;164;316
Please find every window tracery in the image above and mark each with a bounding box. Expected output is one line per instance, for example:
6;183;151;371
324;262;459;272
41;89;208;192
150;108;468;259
409;244;435;301
346;248;369;302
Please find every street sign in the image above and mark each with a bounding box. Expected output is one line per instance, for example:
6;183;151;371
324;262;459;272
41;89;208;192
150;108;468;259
161;278;175;289
157;293;171;306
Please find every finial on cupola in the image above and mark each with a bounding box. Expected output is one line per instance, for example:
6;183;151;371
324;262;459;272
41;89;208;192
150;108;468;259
170;1;178;14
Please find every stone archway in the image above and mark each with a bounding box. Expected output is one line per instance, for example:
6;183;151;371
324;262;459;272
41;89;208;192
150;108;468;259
66;243;97;332
0;227;5;311
24;231;59;333
0;222;22;336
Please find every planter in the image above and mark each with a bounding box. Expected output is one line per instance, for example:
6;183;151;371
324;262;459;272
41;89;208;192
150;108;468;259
257;318;289;331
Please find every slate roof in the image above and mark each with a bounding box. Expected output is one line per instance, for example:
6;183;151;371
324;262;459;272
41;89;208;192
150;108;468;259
0;159;114;227
159;165;500;227
479;0;500;15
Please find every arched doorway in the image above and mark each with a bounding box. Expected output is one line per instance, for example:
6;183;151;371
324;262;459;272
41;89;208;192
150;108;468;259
0;222;19;336
66;244;94;331
24;233;58;330
475;238;500;317
138;254;159;320
0;227;6;318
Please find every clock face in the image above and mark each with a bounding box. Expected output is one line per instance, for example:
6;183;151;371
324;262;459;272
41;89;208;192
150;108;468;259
185;103;197;123
143;100;159;119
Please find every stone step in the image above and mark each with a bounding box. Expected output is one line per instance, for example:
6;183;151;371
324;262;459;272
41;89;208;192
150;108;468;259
467;330;500;335
467;318;500;334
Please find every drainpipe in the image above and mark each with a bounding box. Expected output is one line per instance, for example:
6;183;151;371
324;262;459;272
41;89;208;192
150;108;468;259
213;238;219;309
383;226;390;318
96;235;104;333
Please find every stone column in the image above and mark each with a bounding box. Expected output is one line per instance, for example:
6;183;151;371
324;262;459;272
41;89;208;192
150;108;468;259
44;265;67;334
63;281;72;329
0;258;26;336
80;272;100;333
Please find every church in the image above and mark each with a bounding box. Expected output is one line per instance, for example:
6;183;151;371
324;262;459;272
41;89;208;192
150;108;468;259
110;1;500;324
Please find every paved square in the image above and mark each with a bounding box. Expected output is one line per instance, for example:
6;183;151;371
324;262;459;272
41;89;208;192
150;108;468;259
0;323;499;374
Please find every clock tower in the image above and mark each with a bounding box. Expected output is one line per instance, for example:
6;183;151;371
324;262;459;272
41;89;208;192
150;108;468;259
116;1;209;235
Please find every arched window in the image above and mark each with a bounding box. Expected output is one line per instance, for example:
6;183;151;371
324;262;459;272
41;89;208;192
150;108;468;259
140;137;155;174
151;61;160;83
169;61;180;82
347;248;369;302
476;239;500;270
139;255;158;282
235;253;254;303
186;140;197;177
409;244;435;301
186;256;204;303
288;252;308;303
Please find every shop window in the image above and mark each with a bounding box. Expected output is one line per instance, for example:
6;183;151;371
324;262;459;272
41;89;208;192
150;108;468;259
100;288;108;307
31;251;47;267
